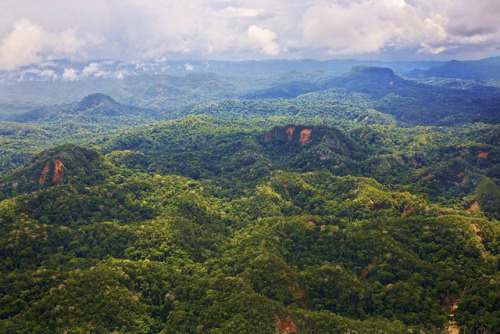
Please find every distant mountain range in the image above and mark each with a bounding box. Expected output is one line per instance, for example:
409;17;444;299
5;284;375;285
409;56;500;80
1;56;499;84
2;63;499;129
0;54;499;333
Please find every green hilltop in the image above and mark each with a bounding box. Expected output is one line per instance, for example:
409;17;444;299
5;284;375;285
0;60;499;333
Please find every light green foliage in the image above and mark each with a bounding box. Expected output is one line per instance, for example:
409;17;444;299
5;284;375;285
0;67;499;333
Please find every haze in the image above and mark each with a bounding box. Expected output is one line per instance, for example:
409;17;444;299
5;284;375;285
1;0;500;70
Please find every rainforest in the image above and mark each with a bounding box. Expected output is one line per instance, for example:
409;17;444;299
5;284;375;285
0;57;499;333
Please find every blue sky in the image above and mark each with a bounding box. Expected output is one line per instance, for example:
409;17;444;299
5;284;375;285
1;0;499;70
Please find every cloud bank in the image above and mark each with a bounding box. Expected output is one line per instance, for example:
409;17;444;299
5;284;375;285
0;0;499;70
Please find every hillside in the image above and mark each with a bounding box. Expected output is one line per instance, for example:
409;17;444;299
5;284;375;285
241;66;500;126
0;144;111;201
0;58;499;333
7;93;157;126
0;63;499;177
0;122;498;332
409;56;500;80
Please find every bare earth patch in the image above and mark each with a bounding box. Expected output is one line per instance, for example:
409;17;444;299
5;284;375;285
39;161;50;185
477;150;490;158
53;159;65;185
299;129;312;145
360;259;376;279
275;314;298;333
466;201;479;213
286;127;295;141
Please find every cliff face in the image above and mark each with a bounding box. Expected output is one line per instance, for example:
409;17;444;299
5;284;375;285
0;144;108;200
261;125;362;157
264;126;313;145
38;159;66;186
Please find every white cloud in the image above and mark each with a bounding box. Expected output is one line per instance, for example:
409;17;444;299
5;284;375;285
300;0;500;58
221;6;264;18
301;0;439;55
116;70;127;79
0;0;499;66
419;43;447;55
51;29;87;56
184;63;194;71
39;69;57;79
247;25;280;56
62;68;79;81
82;63;100;77
0;18;96;70
0;19;47;70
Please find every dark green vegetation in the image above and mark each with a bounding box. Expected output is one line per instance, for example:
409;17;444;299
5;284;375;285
0;58;499;333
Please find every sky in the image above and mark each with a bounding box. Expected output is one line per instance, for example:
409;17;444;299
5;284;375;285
0;0;499;70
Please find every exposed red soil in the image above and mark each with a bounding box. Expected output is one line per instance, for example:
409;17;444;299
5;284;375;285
477;150;490;158
299;129;312;145
307;221;316;226
466;201;479;213
360;259;376;278
275;314;299;333
39;161;50;185
286;127;295;141
456;172;466;184
52;159;65;185
413;158;422;166
423;173;432;180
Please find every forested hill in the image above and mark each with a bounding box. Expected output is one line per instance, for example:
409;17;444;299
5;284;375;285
0;115;499;333
4;93;157;126
409;56;500;80
0;57;499;333
243;66;500;125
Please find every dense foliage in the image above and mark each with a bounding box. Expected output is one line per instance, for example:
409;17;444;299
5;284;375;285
0;60;499;333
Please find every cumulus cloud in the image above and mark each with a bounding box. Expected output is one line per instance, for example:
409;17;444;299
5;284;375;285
300;0;500;58
0;18;96;70
39;69;58;80
247;25;280;56
301;0;441;55
82;63;102;77
62;68;79;81
0;0;499;69
0;19;47;70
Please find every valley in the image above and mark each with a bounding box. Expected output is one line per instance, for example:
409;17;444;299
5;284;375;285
0;58;499;333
